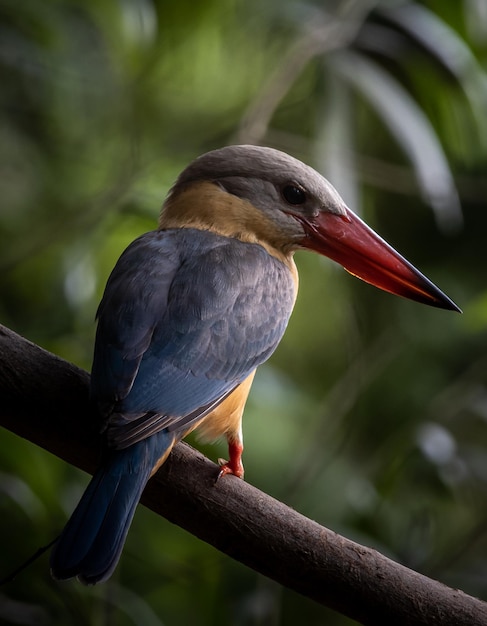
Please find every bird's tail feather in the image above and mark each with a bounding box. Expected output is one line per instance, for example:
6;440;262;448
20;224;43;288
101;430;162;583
50;430;175;584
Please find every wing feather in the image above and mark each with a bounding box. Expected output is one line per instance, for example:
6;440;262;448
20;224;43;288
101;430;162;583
91;228;296;448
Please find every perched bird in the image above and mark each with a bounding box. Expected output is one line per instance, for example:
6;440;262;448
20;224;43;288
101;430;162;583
50;145;459;584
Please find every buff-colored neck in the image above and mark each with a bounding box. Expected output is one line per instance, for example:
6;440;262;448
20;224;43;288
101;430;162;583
159;181;298;285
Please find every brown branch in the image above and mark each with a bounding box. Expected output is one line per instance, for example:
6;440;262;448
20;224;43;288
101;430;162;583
1;323;486;626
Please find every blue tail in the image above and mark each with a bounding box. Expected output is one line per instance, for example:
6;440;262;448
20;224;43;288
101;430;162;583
50;431;175;584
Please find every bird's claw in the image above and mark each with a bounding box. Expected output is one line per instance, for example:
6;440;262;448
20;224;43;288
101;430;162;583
217;457;244;480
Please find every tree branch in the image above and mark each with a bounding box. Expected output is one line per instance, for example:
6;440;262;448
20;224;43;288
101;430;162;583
1;323;486;626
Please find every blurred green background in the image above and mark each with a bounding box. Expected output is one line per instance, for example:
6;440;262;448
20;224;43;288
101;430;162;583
1;0;487;624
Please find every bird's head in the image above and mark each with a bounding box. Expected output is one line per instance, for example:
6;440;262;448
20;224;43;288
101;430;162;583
161;145;460;312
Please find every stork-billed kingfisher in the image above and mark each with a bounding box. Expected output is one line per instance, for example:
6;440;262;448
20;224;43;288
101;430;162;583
50;145;460;584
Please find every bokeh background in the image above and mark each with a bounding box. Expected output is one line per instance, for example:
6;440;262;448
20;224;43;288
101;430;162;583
1;0;487;624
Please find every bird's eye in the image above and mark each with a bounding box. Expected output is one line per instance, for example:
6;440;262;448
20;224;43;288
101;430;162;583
282;185;307;206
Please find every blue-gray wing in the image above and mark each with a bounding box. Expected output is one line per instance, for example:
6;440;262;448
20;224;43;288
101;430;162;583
91;228;296;448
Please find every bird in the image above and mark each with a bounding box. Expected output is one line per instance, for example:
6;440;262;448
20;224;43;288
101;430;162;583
49;144;460;585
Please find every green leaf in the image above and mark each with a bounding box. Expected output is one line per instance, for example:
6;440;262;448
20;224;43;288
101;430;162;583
332;50;463;232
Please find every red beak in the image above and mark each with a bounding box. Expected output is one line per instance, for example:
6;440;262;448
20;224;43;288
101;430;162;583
297;208;460;312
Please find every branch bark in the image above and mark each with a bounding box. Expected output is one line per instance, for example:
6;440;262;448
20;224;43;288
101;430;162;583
1;323;486;626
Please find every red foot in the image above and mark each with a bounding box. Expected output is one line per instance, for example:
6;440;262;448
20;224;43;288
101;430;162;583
217;441;244;479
